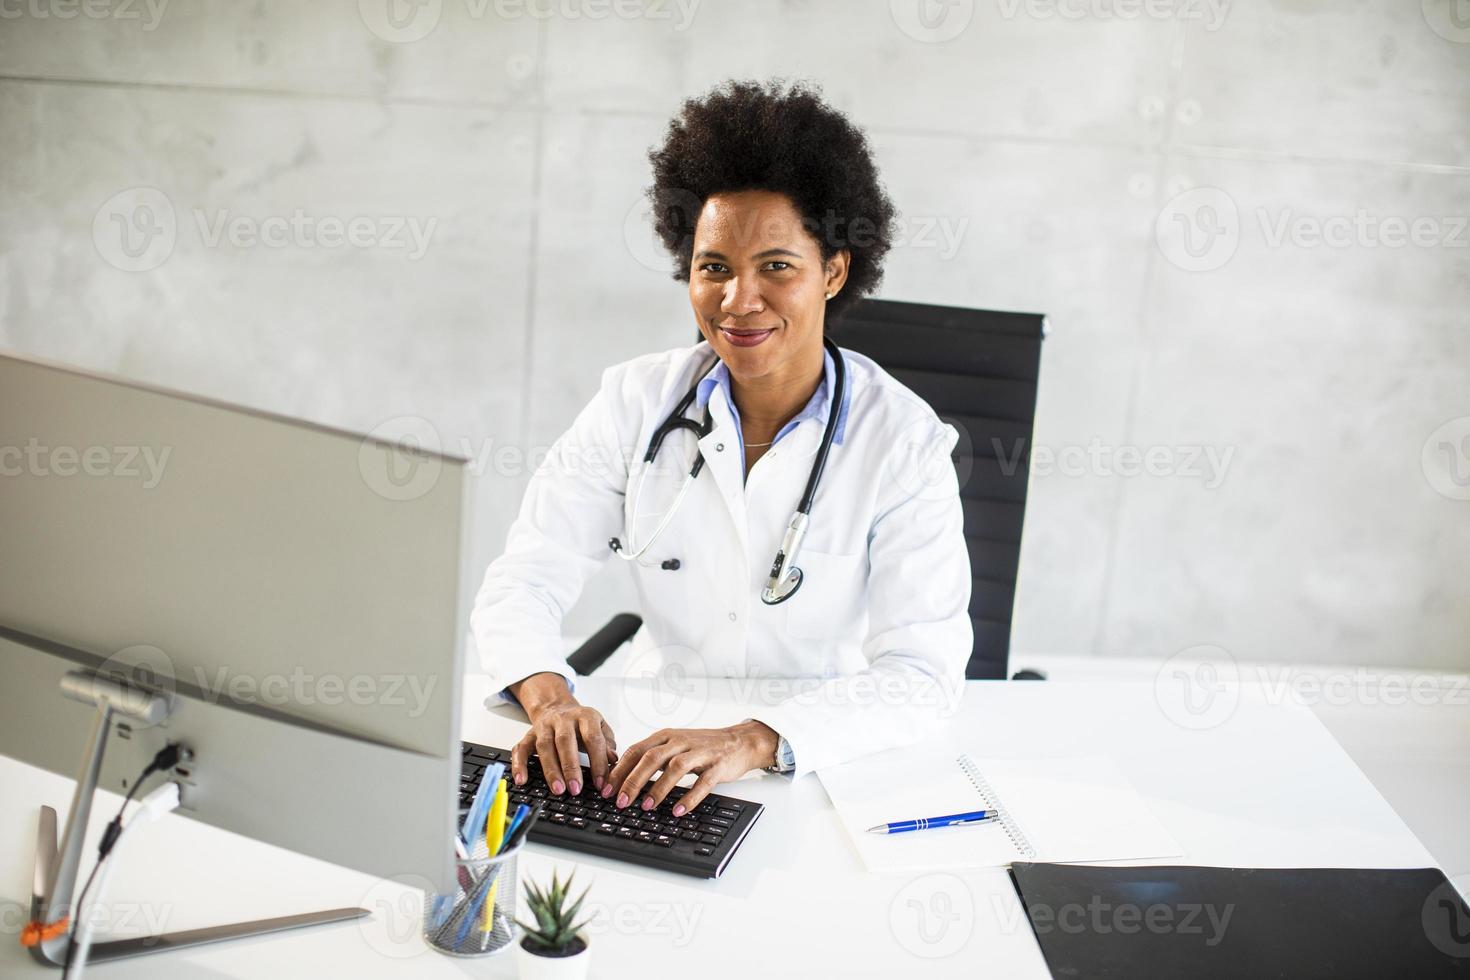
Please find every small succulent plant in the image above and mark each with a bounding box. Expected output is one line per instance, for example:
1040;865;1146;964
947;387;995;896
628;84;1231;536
516;868;593;956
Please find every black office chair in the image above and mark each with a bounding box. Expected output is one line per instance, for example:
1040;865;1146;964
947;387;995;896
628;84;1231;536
565;297;1046;682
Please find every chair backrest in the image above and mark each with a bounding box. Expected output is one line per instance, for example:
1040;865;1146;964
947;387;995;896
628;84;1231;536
833;298;1045;680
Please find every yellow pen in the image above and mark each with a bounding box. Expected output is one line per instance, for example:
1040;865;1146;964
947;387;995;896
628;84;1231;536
482;778;508;935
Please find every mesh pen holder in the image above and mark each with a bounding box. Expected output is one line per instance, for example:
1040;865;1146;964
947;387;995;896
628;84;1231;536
424;830;525;957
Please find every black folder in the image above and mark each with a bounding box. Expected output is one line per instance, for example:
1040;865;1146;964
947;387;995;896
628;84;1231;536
1009;863;1470;980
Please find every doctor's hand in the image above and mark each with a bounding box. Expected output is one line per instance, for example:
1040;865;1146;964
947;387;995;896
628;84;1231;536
600;721;779;817
507;672;619;797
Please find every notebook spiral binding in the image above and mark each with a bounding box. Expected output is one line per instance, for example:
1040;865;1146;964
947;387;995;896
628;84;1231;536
958;753;1036;859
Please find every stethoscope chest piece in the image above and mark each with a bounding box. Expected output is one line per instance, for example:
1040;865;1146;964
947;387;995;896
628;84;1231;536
761;564;803;605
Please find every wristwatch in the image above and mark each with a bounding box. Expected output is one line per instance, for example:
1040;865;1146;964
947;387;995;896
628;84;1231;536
765;734;796;774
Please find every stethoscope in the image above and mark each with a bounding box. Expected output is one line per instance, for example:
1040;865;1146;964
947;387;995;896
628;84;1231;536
608;336;847;605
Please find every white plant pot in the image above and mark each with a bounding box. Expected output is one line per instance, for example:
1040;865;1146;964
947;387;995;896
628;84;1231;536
514;932;591;980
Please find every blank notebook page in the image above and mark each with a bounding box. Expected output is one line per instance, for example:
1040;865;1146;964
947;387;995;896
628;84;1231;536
819;746;1183;873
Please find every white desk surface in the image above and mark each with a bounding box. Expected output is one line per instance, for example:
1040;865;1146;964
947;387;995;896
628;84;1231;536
2;656;1464;979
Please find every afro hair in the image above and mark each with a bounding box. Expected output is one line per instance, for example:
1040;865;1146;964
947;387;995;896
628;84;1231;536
645;78;897;325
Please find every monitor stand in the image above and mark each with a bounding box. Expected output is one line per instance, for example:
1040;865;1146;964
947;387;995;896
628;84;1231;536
23;670;367;968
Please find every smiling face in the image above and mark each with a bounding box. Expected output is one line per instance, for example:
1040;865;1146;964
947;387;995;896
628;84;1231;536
689;190;848;385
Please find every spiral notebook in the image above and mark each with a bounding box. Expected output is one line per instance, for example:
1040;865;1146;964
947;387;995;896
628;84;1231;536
819;747;1183;873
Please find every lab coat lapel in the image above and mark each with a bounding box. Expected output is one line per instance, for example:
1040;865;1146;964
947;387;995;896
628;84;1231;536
696;393;750;555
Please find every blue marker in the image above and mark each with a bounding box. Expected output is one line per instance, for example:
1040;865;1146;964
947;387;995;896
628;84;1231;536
866;809;998;834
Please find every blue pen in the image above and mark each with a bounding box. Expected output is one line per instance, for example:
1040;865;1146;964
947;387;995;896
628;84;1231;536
866;809;998;834
461;762;505;843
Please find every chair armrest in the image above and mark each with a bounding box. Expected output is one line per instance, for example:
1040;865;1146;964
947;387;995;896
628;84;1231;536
565;613;643;676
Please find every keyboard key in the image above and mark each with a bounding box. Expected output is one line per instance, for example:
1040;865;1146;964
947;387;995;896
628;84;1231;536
636;830;654;843
616;827;635;839
548;812;567;825
716;808;740;820
569;817;587;829
655;835;674;847
680;831;700;842
699;834;720;845
700;825;727;838
596;823;616;835
705;817;732;829
695;846;714;856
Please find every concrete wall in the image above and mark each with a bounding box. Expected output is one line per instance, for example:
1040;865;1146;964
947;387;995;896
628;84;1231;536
2;0;1467;671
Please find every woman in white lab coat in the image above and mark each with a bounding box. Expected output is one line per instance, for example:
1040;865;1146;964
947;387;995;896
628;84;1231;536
472;79;972;820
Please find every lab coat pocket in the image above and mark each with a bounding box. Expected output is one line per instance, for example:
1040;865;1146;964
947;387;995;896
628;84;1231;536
783;549;869;640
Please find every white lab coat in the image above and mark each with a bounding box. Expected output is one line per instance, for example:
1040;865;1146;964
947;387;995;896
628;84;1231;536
471;341;972;779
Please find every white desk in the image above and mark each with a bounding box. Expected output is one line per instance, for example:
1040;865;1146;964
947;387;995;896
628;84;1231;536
1;661;1460;979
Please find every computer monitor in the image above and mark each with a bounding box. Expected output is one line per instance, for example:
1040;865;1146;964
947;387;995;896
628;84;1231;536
0;349;472;963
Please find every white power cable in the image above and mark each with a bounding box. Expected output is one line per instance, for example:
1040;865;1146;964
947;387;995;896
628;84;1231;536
67;781;182;980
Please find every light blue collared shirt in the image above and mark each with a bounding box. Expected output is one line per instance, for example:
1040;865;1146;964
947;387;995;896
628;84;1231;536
693;347;850;476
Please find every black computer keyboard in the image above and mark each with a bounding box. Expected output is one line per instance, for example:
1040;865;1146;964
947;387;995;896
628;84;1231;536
459;740;763;879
